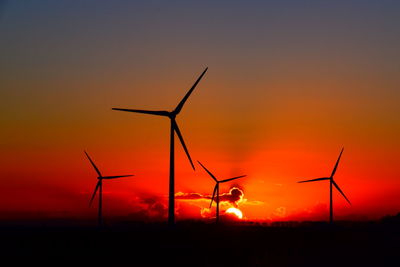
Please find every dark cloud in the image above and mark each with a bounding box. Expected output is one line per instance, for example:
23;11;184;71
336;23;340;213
175;187;244;207
219;187;244;207
126;196;168;222
175;192;205;200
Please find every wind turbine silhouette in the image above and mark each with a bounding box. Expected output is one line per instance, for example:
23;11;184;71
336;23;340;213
112;68;208;225
198;161;246;223
85;151;134;226
297;148;351;224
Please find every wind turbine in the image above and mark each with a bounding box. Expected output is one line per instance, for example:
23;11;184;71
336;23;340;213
198;161;246;223
85;151;134;226
112;68;208;225
297;148;351;224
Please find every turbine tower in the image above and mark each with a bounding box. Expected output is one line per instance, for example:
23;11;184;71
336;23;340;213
112;68;208;225
198;161;246;223
85;151;134;226
297;148;351;224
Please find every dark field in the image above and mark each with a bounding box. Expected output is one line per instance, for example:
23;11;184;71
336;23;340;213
0;219;398;267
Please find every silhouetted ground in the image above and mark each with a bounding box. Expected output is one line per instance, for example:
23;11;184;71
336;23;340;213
0;217;398;266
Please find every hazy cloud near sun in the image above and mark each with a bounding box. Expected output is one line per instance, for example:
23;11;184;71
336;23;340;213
176;187;244;206
176;187;264;208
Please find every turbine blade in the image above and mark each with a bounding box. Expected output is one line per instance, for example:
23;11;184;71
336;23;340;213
89;181;101;207
174;67;208;114
209;185;217;208
84;151;101;177
197;161;218;182
102;175;134;179
332;180;351;205
220;175;247;183
112;108;170;117
331;147;344;177
297;177;330;183
173;120;195;170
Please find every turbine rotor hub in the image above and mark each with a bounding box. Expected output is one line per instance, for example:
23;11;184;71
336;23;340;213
169;112;176;119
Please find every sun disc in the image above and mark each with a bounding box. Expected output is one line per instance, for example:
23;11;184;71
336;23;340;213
226;207;243;219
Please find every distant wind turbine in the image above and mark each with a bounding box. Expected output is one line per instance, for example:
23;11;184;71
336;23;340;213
297;148;351;224
112;68;208;225
198;160;246;223
85;151;134;226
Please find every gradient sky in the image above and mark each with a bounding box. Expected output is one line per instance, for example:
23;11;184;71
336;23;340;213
1;0;399;222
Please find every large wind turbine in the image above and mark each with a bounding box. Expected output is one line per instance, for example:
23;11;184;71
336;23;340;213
198;161;246;223
85;151;134;226
297;148;351;224
112;68;208;225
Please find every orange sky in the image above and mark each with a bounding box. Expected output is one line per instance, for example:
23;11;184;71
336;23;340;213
1;1;400;222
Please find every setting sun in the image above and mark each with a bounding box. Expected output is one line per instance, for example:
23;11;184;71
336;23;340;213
226;208;243;219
